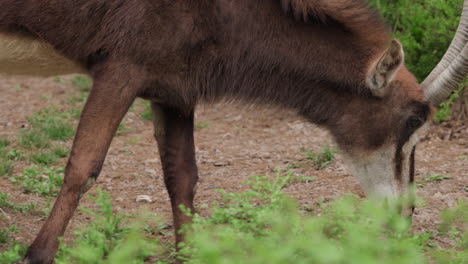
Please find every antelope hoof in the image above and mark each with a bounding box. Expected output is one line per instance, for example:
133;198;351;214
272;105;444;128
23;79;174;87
23;247;55;264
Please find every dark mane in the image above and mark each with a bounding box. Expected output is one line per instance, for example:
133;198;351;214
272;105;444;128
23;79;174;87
280;0;390;46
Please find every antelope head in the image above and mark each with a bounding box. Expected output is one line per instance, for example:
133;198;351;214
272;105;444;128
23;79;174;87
335;1;467;208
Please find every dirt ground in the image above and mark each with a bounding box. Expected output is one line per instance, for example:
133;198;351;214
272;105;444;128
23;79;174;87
0;75;467;253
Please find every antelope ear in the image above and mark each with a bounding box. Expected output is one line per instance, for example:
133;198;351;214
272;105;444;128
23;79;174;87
367;39;404;97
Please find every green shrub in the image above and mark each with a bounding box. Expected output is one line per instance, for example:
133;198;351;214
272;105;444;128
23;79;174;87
0;241;26;264
10;173;457;263
56;188;161;264
179;174;430;264
371;0;463;82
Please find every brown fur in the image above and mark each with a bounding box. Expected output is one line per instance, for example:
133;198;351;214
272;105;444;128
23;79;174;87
0;1;432;263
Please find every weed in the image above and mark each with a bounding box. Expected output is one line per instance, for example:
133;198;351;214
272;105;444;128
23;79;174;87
72;76;93;92
0;159;14;178
66;93;87;110
18;131;51;149
54;77;65;83
18;107;75;152
0;137;10;149
0;147;15;177
29;146;68;165
290;174;317;184
371;0;463;81
12;166;65;197
56;189;161;264
0;192;37;213
6;149;25;161
433;82;465;123
195;121;210;130
126;136;141;145
53;146;69;158
0;241;26;264
140;101;153;121
30;150;60;165
179;174;432;264
432;200;468;263
0;229;10;244
426;174;452;182
116;122;131;136
303;146;335;169
286;163;301;169
27;107;75;141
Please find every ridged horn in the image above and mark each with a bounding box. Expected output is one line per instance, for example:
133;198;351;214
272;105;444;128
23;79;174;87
422;0;468;106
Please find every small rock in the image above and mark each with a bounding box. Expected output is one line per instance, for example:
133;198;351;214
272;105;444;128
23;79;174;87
39;175;49;181
136;195;152;203
145;168;156;176
214;161;230;167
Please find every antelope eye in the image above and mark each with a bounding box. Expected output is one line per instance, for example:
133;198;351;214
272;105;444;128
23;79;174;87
407;116;423;129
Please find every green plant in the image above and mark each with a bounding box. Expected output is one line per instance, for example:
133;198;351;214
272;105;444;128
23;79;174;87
195;121;210;130
72;76;93;92
179;174;433;264
303;146;335;169
371;0;463;82
0;158;14;178
10;166;65;197
29;146;69;165
30;150;60;165
140;102;153;121
433;83;466;123
426;174;452;182
6;149;25;161
0;192;37;213
0;146;15;178
416;174;452;187
19;107;74;150
0;137;10;149
53;146;69;158
116;122;131;136
0;229;10;244
431;200;467;263
0;241;26;264
56;189;161;264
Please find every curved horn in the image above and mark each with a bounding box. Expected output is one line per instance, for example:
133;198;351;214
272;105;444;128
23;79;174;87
422;0;468;106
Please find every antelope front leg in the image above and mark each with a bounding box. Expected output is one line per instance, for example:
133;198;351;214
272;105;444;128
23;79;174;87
151;103;198;245
24;63;143;264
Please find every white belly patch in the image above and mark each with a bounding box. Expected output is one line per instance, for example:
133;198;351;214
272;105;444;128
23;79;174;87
0;33;85;76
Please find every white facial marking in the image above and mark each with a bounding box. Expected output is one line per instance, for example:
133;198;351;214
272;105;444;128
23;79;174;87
342;123;429;198
342;145;398;198
399;122;430;189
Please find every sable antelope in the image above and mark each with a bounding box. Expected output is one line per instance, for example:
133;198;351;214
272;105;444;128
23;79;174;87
0;0;466;263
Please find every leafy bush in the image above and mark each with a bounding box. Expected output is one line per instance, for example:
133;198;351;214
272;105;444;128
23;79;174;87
56;189;161;264
179;174;433;264
22;174;461;263
0;241;26;264
371;0;463;82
